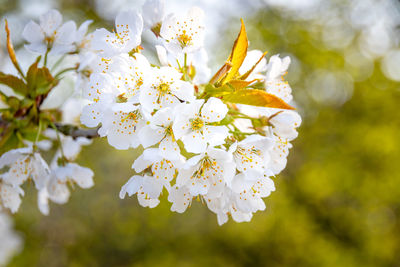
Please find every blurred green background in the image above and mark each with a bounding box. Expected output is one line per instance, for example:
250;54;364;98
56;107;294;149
2;0;400;266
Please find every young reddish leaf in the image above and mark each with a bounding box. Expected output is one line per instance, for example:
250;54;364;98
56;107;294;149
221;89;295;110
0;72;28;96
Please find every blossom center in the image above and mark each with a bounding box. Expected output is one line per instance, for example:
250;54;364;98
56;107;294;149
190;117;204;131
121;111;140;123
165;125;174;136
158;83;170;94
177;31;192;47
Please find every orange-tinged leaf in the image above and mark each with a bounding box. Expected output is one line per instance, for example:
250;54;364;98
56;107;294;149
209;62;232;84
221;89;295;110
221;19;248;84
4;20;25;79
227;79;256;91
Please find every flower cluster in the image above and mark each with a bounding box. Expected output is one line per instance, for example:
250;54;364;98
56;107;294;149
0;133;94;215
0;0;301;225
77;0;301;224
0;10;96;216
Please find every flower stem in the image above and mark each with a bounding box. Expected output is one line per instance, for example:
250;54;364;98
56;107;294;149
54;67;77;79
44;47;50;67
51;54;67;72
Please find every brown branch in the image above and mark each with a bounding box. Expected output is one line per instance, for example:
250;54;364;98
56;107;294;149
53;123;100;139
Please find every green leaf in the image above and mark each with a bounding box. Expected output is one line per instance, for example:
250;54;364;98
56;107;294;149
220;89;295;110
26;59;58;97
36;67;57;95
27;61;39;91
7;96;20;110
0;128;21;154
0;72;28;96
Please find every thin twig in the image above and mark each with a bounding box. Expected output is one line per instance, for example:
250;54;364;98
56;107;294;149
53;123;100;139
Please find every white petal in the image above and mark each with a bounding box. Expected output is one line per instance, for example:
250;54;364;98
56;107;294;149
40;9;62;36
0;148;29;169
24;43;47;54
142;0;165;28
0;184;23;213
69;163;94;189
137;193;160;208
172;81;195;102
151;107;174;126
155;45;169;66
168;185;191;213
119;175;143;199
76;20;92;42
22;21;44;43
204;125;229;147
201;97;228;123
142;176;163;199
30;153;50;190
182;131;207;153
2;156;31;187
138;125;164;148
159;136;180;160
115;10;143;49
47;176;70;204
80;103;103;127
54;21;77;45
37;188;50;215
132;153;152;173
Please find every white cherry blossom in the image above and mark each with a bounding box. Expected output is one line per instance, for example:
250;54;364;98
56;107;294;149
142;0;165;34
228;135;274;182
0;148;50;190
99;103;146;150
269;110;302;141
120;174;163;208
176;147;236;197
139;66;194;112
74;20;93;52
265;55;293;103
168;185;192;213
138;107;181;160
7;6;303;225
173;97;229;153
46;163;94;205
0;181;24;213
92;10;143;57
155;45;211;84
109;53;150;103
22;9;77;55
160;7;205;54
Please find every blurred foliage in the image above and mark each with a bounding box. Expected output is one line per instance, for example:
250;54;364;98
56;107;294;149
2;1;400;266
